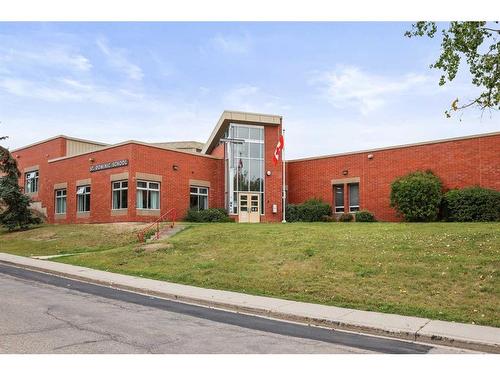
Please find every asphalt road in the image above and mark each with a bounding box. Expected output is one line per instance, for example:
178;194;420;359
0;263;469;354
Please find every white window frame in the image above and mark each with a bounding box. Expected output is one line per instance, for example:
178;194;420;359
55;189;67;214
112;180;128;210
136;180;160;210
76;185;91;212
225;123;265;215
190;186;209;211
334;184;345;213
348;183;360;212
25;170;39;194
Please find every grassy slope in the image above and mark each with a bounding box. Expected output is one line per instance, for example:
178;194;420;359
50;222;500;327
0;223;147;256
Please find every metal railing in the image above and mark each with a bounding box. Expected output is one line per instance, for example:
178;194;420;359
137;208;176;242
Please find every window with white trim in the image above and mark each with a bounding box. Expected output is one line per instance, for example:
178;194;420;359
190;186;208;211
136;181;160;209
334;184;345;213
55;189;67;214
25;170;39;194
112;180;128;209
349;183;360;212
76;185;91;212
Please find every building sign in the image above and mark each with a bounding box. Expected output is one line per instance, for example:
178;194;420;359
90;159;128;172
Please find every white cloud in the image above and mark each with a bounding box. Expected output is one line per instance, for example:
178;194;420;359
96;38;143;81
207;33;252;54
313;66;430;114
0;47;92;72
221;84;289;113
0;77;134;105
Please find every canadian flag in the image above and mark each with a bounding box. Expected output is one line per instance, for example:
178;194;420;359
273;134;284;165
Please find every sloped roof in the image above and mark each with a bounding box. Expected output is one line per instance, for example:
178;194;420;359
202;110;282;154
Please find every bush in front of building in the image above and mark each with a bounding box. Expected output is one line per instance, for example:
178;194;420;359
184;208;233;223
390;170;443;222
338;213;354;222
442;187;500;222
286;199;332;222
354;210;376;222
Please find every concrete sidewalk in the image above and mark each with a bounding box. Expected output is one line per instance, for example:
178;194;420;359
1;252;498;353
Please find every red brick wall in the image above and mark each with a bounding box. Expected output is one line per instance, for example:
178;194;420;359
15;141;225;224
287;133;500;221
210;143;225;158
262;124;284;222
13;137;67;209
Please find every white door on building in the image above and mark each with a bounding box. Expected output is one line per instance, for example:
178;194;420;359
238;193;260;223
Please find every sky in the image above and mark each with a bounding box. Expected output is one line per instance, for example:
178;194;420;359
0;22;498;159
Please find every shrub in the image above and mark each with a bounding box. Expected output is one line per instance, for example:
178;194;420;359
390;170;443;222
338;213;353;222
355;210;376;222
321;215;336;222
442;187;500;222
285;199;332;222
184;208;233;222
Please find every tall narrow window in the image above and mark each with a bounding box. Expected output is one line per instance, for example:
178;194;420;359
55;189;67;214
334;184;345;213
112;180;128;209
76;185;91;212
225;123;264;215
25;171;39;193
136;181;160;209
349;183;360;212
190;186;209;211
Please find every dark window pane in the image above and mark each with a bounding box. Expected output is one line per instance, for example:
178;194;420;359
190;195;198;210
121;190;128;208
199;195;208;210
349;183;359;211
334;184;344;212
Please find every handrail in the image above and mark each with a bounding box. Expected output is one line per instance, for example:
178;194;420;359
137;208;176;242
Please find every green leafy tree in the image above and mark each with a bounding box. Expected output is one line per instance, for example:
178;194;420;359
405;21;500;116
0;135;41;230
390;170;443;222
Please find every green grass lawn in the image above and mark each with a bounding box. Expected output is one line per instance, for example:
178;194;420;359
0;222;148;256
1;222;499;326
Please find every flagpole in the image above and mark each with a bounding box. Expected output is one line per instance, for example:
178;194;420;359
282;127;286;223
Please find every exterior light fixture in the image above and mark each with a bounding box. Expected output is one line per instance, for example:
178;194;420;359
172;164;179;171
266;170;272;176
89;158;95;163
367;154;374;160
342;169;348;176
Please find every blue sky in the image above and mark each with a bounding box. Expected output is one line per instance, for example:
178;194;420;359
0;22;498;159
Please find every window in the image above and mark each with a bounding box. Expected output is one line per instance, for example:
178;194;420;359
136;181;160;209
349;183;360;212
190;186;208;211
25;170;39;194
334;184;344;213
55;189;67;214
112;180;128;209
76;185;91;212
225;123;265;214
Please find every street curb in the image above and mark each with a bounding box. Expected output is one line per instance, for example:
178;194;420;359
1;253;499;353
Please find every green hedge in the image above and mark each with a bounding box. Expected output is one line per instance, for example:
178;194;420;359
390;170;443;222
355;210;376;222
442;187;500;222
286;199;332;222
184;208;233;222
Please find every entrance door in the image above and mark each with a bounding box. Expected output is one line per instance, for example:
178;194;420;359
238;193;260;223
